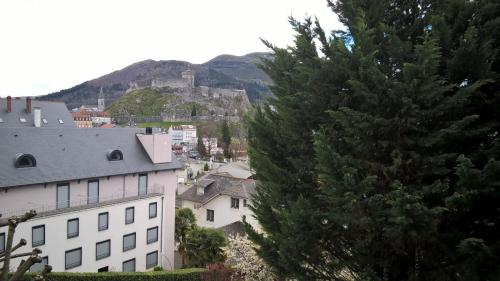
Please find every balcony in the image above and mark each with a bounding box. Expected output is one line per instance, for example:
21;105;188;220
0;185;164;218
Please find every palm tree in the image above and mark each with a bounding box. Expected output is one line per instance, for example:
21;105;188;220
175;208;196;267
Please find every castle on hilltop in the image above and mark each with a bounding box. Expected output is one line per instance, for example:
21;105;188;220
127;69;195;93
125;69;248;103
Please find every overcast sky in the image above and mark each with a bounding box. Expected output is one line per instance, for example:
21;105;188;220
0;0;341;97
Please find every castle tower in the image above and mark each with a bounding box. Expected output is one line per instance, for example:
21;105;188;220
97;87;105;112
181;69;195;89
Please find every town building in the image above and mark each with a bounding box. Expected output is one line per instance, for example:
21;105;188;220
168;126;183;145
91;111;112;126
202;137;218;155
181;125;196;145
0;96;74;128
177;174;258;231
71;111;93;128
71;110;112;128
0;127;181;273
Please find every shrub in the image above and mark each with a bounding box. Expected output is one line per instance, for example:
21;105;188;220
202;264;236;281
16;268;204;281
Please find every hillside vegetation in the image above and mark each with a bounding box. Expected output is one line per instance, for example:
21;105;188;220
106;88;172;116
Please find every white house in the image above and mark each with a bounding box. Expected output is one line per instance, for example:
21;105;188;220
177;174;258;234
0;127;181;273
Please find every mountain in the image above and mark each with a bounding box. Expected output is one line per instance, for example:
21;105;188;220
36;52;273;109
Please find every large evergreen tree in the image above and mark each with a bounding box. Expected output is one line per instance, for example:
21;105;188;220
246;1;500;280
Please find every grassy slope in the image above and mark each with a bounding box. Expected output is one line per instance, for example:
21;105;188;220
138;121;193;130
106;88;172;116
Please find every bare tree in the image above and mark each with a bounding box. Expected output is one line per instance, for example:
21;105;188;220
0;211;51;281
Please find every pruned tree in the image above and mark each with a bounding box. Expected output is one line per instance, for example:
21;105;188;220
0;210;52;281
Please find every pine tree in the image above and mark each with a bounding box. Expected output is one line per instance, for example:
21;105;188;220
197;135;207;159
191;104;197;117
246;1;500;280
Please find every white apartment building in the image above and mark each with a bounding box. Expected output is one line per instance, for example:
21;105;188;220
181;125;196;145
202;138;218;155
168;126;183;145
0;127;181;273
177;174;259;233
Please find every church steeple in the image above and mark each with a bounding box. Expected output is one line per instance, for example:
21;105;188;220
97;87;105;112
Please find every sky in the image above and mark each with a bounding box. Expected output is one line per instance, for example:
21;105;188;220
0;0;342;97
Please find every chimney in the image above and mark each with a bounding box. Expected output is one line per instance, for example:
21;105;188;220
146;127;153;135
26;97;32;113
6;96;11;113
33;107;41;127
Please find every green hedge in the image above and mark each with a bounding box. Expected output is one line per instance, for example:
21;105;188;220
18;268;205;281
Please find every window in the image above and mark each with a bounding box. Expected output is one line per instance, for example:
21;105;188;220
243;199;248;207
122;258;135;272
56;183;70;209
147;227;158;244
149;202;157;218
98;266;109;272
67;218;79;238
87;180;99;204
96;240;111;260
206;209;214;222
0;233;5;254
29;256;48;272
231;197;240;209
106;149;123;161
123;233;136;251
65;247;82;269
146;251;158;269
98;212;108;231
14;153;36;168
32;225;45;247
125;207;134;224
138;174;148;195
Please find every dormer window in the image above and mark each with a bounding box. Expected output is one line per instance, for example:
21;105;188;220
106;149;123;161
15;153;36;168
19;118;27;123
42;118;48;124
58;119;64;124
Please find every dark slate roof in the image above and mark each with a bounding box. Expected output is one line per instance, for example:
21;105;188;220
0;127;182;188
0;98;74;128
214;161;253;179
218;221;246;238
177;174;256;204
